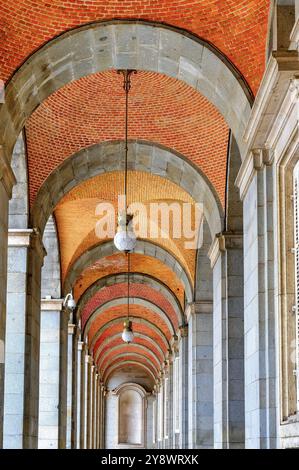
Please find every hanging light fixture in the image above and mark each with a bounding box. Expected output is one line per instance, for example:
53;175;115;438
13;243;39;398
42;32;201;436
122;252;134;343
114;69;137;253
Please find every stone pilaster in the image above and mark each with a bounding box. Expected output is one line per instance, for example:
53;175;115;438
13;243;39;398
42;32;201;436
85;355;93;449
80;343;88;449
178;325;188;449
0;148;15;447
4;229;32;448
76;340;83;449
66;322;75;449
187;301;213;449
23;229;46;448
4;229;45;449
38;298;64;449
237;149;277;448
208;231;245;449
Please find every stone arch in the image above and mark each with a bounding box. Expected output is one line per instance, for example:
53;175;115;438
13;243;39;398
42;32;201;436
102;353;159;377
94;332;165;364
32;140;223;243
104;360;156;383
64;238;193;303
225;134;243;233
113;382;148;397
0;21;252;161
98;345;161;373
8;132;28;230
90;316;170;352
41;216;61;299
83;297;176;340
76;272;184;326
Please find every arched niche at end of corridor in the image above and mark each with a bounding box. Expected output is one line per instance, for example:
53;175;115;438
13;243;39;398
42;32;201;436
111;383;149;449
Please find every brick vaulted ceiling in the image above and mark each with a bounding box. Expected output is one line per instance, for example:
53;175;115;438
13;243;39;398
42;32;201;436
0;0;270;94
26;71;229;206
55;170;199;283
1;2;271;381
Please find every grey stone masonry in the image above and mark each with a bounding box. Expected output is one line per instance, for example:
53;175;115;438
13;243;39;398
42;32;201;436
76;341;83;449
242;161;278;449
38;299;64;449
23;230;46;448
178;326;188;449
209;232;245;449
187;301;213;449
66;323;75;449
4;229;33;448
0;147;15;448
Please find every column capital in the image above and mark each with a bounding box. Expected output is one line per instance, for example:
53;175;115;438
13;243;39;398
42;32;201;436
170;334;179;354
30;228;47;261
0;145;16;198
208;231;243;268
178;324;188;338
68;323;76;335
185;301;213;321
41;297;64;311
8;229;34;247
85;354;93;364
235;148;273;201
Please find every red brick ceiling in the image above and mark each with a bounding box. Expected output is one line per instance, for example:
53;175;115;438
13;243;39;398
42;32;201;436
1;0;270;95
93;322;168;358
81;283;179;330
73;252;185;306
26;71;229;207
88;304;173;343
95;336;164;365
103;355;157;380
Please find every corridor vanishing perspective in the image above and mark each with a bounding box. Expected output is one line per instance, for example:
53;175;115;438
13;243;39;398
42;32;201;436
1;0;299;449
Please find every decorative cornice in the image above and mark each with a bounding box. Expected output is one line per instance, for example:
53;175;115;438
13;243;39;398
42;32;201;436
68;323;76;335
208;231;243;268
8;229;33;247
41;298;63;311
243;52;299;147
185;301;213;321
0;145;16;198
208;233;226;268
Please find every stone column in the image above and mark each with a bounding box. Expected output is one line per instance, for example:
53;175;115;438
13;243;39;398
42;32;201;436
4;229;45;449
101;386;106;448
167;357;174;449
71;328;79;448
38;298;64;449
95;373;100;449
237;150;277;448
0;152;16;447
90;365;96;449
187;301;213;449
80;344;88;449
86;357;93;449
76;341;83;449
4;229;32;448
178;326;188;449
66;322;75;449
208;231;245;449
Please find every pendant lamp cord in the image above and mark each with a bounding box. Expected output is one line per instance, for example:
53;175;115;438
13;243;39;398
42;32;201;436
127;251;130;321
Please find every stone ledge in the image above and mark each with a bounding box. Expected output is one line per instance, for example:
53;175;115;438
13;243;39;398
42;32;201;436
40;298;63;311
8;228;33;247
